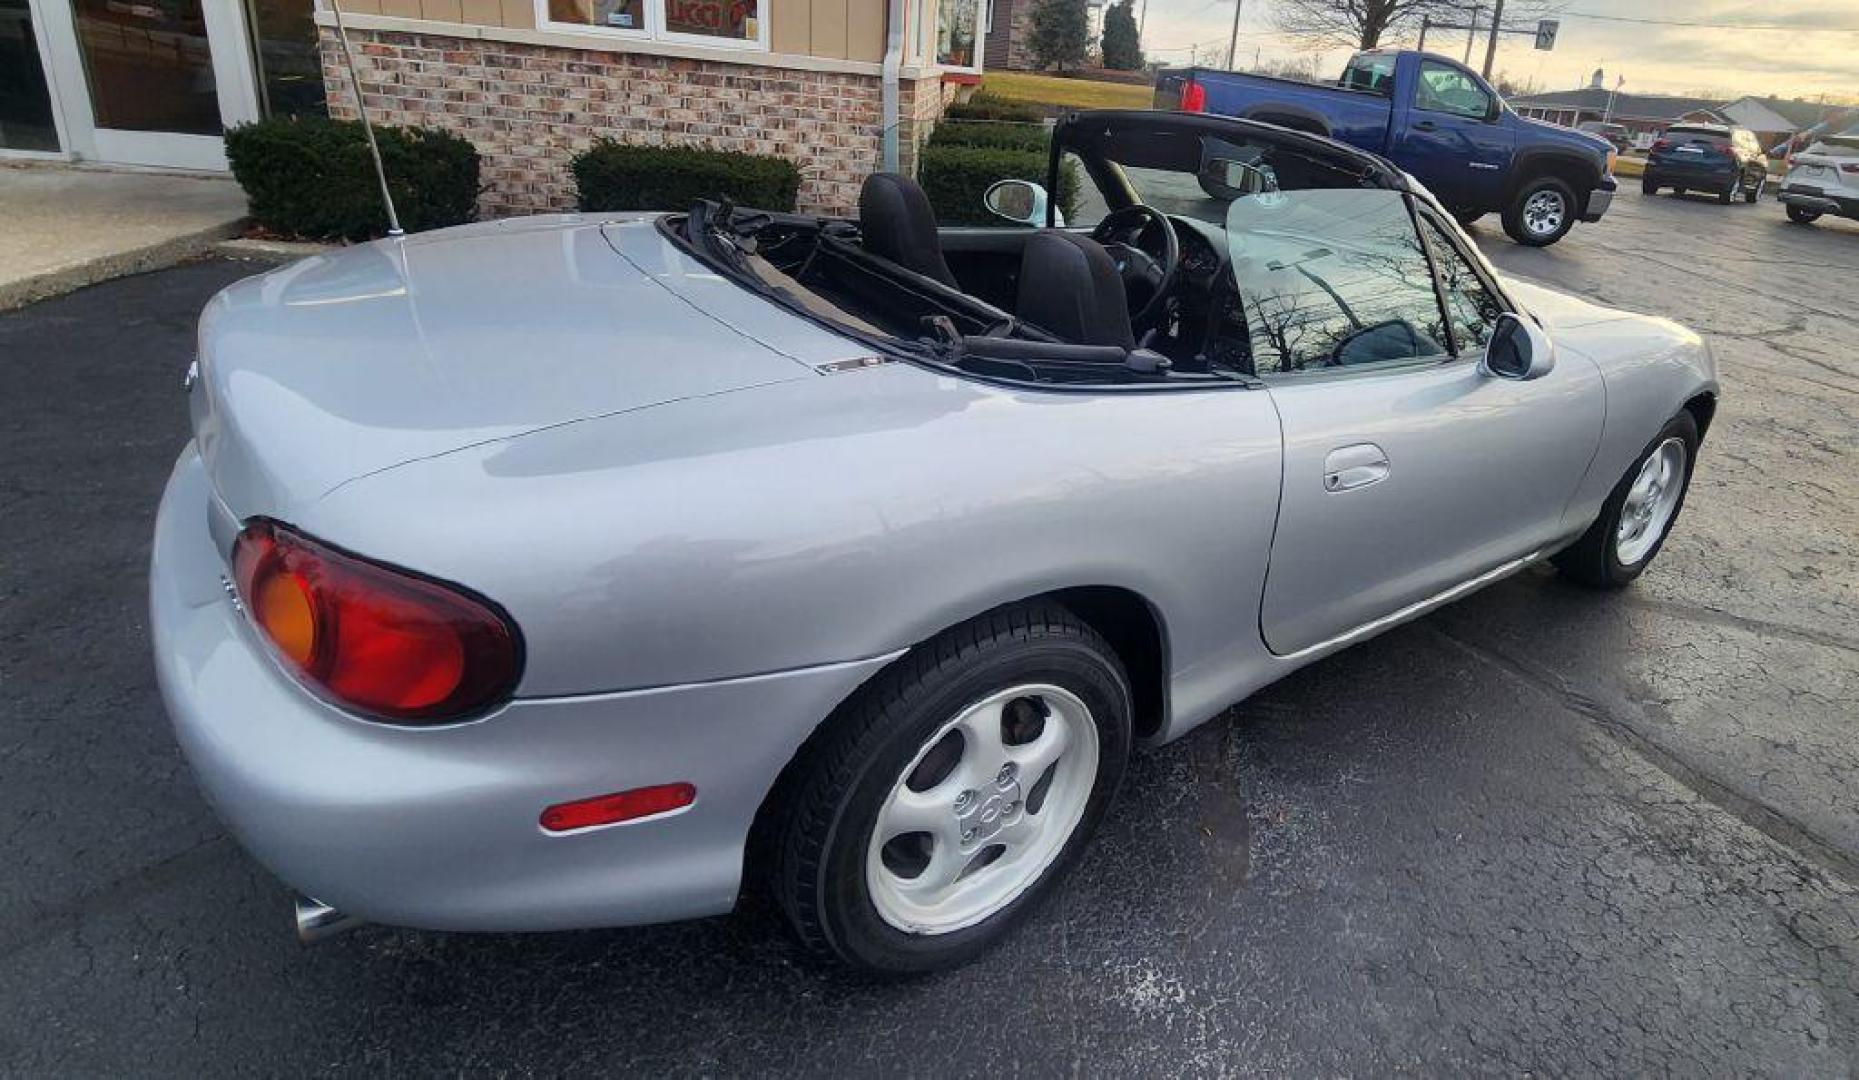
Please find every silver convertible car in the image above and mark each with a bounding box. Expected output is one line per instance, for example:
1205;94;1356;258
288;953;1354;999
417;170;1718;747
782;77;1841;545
153;110;1716;974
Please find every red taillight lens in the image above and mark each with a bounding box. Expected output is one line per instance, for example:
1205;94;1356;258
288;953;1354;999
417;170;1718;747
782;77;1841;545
1652;138;1670;152
540;784;697;833
1180;80;1206;113
232;520;522;723
1841;163;1859;175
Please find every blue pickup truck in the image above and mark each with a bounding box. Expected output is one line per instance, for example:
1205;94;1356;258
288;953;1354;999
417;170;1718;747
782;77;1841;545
1155;49;1617;246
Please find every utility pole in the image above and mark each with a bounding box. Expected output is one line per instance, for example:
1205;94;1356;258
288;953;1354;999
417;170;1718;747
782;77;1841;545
1481;0;1504;78
1418;14;1430;51
1226;0;1244;70
1137;0;1147;43
1464;4;1480;64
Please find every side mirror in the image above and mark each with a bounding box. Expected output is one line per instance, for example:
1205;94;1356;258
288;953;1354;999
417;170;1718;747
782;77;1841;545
1480;311;1556;380
984;179;1065;228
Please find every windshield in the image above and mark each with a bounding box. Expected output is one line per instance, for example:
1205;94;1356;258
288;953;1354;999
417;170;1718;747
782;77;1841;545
1225;189;1447;374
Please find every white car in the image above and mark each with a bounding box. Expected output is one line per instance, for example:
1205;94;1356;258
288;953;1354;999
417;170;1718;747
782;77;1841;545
1778;134;1859;225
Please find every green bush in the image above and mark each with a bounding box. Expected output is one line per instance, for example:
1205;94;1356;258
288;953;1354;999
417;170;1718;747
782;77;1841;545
225;117;480;242
927;119;1051;154
917;144;1080;226
943;93;1045;124
571;140;801;213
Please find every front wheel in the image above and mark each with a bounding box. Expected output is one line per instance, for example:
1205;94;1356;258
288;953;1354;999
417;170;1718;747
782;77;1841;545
1503;176;1578;246
771;603;1131;974
1787;204;1822;225
1554;411;1700;589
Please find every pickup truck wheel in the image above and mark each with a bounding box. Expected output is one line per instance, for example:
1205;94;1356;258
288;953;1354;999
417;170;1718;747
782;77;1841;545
1787;205;1822;225
770;603;1131;974
1503;177;1577;246
1553;411;1699;589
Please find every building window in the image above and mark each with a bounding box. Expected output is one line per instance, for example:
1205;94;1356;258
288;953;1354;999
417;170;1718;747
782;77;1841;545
935;0;979;68
541;0;765;48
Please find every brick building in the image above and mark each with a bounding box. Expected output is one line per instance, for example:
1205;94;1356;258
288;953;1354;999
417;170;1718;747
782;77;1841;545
1;0;982;216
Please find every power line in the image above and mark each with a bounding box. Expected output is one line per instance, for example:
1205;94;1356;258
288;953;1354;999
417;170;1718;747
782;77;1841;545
1559;10;1859;32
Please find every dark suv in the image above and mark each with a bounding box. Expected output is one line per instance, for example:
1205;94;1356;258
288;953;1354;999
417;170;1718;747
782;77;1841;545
1643;123;1768;204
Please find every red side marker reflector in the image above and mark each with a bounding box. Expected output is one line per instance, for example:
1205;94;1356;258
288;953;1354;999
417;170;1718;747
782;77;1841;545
540;783;696;833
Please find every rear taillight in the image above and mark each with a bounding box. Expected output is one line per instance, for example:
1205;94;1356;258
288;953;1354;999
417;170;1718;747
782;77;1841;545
1841;163;1859;175
1651;138;1670;152
1180;79;1206;113
232;520;522;724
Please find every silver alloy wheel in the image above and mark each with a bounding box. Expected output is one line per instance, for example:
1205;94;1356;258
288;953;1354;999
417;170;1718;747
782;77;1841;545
865;684;1099;934
1522;189;1567;237
1615;437;1688;565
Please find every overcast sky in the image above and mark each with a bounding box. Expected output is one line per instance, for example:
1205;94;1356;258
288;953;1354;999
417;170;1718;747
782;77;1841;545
1136;0;1859;102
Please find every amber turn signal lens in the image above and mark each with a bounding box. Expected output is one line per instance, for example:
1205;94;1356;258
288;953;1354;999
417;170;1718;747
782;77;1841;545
231;520;522;724
539;784;698;833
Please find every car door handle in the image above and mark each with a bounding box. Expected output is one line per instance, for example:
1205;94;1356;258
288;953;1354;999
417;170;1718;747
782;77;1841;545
1413;120;1438;132
1323;443;1390;492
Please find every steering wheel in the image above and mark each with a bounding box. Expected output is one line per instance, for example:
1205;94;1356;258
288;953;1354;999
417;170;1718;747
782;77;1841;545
1090;204;1181;331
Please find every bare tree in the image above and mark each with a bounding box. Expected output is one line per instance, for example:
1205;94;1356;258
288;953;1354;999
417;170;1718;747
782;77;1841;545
1271;0;1446;51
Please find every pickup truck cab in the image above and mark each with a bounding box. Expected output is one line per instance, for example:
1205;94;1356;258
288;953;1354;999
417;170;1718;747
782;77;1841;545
1156;49;1618;247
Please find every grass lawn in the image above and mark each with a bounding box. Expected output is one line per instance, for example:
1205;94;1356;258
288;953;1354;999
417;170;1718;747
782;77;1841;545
980;71;1153;111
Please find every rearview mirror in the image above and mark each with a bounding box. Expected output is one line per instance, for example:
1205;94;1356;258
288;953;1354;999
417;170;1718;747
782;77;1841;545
1198;157;1271;201
1480;312;1556;380
984;179;1065;228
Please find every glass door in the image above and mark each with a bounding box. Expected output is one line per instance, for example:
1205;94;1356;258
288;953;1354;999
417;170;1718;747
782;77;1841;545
0;0;61;151
33;0;259;169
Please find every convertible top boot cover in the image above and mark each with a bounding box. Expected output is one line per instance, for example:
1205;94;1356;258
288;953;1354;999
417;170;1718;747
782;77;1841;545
1015;231;1136;349
857;173;960;288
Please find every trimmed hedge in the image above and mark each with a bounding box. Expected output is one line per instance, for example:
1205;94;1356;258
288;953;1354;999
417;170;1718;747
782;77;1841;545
927;119;1052;154
226;117;480;241
943;93;1045;124
918;144;1081;226
572;140;801;212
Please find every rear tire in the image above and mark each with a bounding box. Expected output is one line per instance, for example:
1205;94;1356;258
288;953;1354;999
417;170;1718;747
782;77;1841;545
1554;411;1700;589
1787;204;1822;225
771;603;1132;975
1641;177;1659;196
1503;176;1578;246
1719;174;1740;205
1744;174;1761;203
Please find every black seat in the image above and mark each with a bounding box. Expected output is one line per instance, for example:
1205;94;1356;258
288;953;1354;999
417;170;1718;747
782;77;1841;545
1014;231;1135;349
858;173;958;288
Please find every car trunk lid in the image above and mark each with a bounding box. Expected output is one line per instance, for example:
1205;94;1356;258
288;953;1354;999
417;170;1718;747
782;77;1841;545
191;216;865;521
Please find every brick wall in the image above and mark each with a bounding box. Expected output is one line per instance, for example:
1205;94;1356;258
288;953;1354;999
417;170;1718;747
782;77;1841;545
320;28;948;216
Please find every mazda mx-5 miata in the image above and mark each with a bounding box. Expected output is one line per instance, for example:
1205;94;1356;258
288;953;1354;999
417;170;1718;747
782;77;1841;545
153;110;1716;973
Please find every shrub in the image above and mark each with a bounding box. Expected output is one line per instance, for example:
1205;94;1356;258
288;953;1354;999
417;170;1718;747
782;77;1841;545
927;119;1051;153
571;140;801;213
917;144;1080;226
225;117;480;242
943;93;1046;124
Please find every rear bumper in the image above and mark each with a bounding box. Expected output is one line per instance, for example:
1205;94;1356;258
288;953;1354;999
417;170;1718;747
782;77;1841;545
152;445;895;931
1779;187;1859;218
1644;162;1734;188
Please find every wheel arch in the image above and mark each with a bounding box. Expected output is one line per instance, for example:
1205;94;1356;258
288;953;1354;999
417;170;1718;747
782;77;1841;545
1241;107;1331;137
1507;149;1602;210
739;585;1172;899
1683;390;1718;442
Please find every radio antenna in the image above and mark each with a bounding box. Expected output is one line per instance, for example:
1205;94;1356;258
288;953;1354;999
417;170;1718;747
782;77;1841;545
328;0;404;237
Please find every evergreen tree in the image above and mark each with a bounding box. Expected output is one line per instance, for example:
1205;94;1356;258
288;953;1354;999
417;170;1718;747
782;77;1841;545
1099;0;1143;70
1028;0;1089;72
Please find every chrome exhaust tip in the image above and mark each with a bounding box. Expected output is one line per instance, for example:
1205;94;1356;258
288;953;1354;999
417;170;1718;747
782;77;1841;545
294;895;365;943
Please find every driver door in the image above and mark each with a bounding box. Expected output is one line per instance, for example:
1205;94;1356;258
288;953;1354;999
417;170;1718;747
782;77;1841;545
1242;192;1602;655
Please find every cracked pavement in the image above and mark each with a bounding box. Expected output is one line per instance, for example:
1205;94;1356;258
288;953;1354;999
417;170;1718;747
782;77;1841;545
0;189;1855;1075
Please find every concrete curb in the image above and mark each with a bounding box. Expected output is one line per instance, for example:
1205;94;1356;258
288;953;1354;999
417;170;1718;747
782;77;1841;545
212;237;342;263
0;217;247;312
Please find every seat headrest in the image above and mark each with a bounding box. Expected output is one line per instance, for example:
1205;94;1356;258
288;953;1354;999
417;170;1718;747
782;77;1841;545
1014;232;1135;350
858;173;958;288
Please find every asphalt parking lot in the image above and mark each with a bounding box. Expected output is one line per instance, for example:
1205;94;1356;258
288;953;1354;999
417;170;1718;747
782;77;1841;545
1;189;1855;1075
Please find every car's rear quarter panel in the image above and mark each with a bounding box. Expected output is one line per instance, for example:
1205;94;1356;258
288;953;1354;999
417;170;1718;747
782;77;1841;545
303;366;1284;715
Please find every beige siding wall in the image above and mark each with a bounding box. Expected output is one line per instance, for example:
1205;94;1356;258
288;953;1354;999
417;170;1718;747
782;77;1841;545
347;0;884;60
